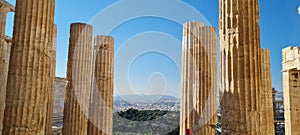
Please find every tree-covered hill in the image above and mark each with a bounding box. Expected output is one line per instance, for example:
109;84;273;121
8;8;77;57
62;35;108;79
113;108;180;135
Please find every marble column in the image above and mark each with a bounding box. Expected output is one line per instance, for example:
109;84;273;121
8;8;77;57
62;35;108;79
193;26;218;135
219;0;262;134
45;24;57;135
0;36;11;133
2;0;55;134
180;22;218;135
180;22;203;135
260;49;275;135
0;0;14;133
88;35;114;135
62;23;93;135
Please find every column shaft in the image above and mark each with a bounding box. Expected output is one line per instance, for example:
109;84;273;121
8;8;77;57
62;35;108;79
260;49;275;134
193;26;217;135
88;35;114;135
219;0;262;134
62;23;93;135
2;0;55;134
0;36;11;133
0;1;14;132
180;22;204;135
45;24;57;135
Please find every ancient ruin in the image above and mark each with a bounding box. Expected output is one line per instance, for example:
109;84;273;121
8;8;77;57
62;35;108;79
88;35;114;135
0;0;289;134
180;22;217;135
282;46;300;135
260;49;275;135
45;24;57;135
62;23;93;135
53;77;67;126
0;0;14;133
2;0;55;134
0;0;13;37
180;22;203;135
219;0;265;134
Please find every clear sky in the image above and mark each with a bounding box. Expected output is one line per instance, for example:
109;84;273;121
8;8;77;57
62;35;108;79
4;0;300;97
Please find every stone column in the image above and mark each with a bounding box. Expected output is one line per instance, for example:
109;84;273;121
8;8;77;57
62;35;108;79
180;22;203;135
0;0;14;133
2;0;55;134
0;36;11;133
260;49;275;135
88;35;114;135
45;24;57;135
62;23;93;135
219;0;262;134
193;26;217;135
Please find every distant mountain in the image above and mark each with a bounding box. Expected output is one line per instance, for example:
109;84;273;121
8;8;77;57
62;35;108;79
114;94;179;104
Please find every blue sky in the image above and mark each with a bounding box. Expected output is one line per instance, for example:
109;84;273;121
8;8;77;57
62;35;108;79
5;0;300;97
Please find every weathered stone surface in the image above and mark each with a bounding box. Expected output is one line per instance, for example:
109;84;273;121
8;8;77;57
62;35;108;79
0;0;14;133
88;35;114;135
260;49;275;135
282;47;300;71
53;77;66;126
282;46;300;135
193;26;218;135
219;0;262;134
62;23;93;135
48;77;66;134
0;36;11;134
180;22;203;135
2;0;55;134
180;22;217;135
45;24;57;135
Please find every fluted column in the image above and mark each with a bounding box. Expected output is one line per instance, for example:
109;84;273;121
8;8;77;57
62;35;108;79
193;26;217;135
219;0;262;134
62;23;93;135
0;36;11;133
45;24;57;135
0;0;14;133
2;0;55;134
260;49;275;135
88;35;114;135
180;22;203;135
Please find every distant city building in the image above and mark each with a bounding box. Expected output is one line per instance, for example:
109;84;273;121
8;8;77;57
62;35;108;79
282;46;300;135
272;88;285;134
